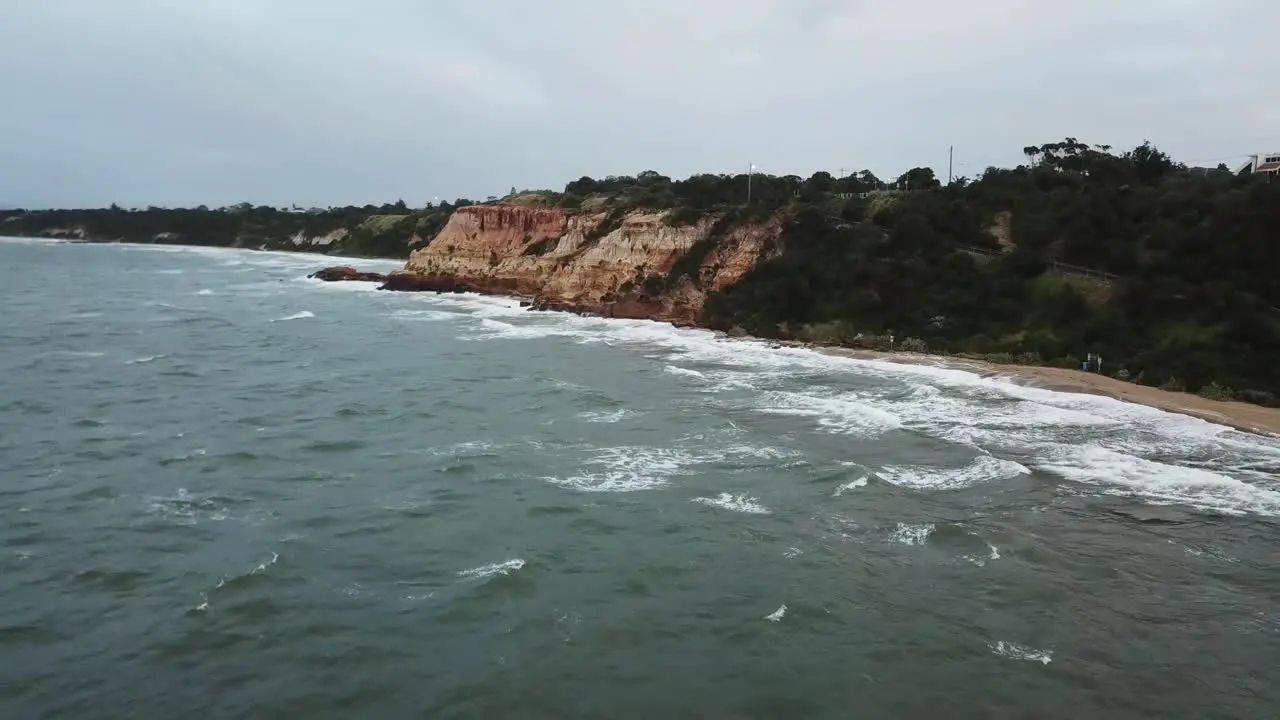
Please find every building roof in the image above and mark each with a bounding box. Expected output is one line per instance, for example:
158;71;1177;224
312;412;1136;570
1256;161;1280;172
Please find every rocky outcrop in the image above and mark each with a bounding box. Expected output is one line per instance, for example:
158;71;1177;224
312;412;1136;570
399;204;782;323
292;228;350;249
308;266;388;282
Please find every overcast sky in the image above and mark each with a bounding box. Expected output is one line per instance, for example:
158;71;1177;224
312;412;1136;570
3;0;1278;208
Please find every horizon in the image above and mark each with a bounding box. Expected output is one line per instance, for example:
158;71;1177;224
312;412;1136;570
0;140;1252;213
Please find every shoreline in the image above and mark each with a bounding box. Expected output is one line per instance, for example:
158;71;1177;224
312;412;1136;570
792;344;1280;438
28;241;1280;438
296;255;1276;440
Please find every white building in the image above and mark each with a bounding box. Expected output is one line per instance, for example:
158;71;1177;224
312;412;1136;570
1240;153;1280;176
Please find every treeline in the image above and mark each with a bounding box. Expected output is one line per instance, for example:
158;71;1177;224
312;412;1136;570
699;140;1280;405
0;200;468;258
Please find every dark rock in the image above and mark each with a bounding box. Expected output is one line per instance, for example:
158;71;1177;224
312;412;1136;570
309;266;387;283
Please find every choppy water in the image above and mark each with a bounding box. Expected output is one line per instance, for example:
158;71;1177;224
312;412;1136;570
2;237;1279;718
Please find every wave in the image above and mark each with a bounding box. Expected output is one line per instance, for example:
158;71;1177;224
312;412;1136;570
877;455;1030;491
1035;444;1280;516
834;476;868;496
756;390;903;437
457;558;525;581
273;310;314;322
691;493;769;514
888;522;934;546
126;354;166;365
544;446;695;492
390;308;456;322
965;538;1002;566
195;289;215;296
989;640;1052;665
663;364;707;379
576;409;642;424
764;603;787;622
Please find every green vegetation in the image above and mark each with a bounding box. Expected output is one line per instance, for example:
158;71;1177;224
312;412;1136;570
0;200;465;259
694;140;1280;404
4;138;1278;402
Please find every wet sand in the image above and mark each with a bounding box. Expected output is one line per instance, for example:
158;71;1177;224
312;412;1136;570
803;345;1280;438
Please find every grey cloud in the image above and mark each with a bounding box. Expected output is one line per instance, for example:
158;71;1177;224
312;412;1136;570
2;0;1277;208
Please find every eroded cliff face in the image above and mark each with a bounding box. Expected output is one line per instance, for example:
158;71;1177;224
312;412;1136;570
402;204;781;324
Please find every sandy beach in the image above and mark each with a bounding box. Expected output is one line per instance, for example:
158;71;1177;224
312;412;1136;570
803;345;1280;438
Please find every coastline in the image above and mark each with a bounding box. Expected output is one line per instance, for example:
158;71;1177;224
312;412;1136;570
795;344;1280;438
306;261;1280;439
17;237;1280;438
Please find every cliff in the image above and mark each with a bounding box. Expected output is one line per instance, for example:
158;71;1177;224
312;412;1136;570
399;204;782;324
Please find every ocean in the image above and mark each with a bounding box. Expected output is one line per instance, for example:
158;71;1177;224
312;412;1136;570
2;237;1279;718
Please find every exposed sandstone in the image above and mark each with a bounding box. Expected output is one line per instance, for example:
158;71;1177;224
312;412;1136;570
400;204;780;324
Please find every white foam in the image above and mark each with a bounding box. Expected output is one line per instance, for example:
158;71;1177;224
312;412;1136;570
390;308;456;322
834;476;869;496
252;552;280;574
303;278;385;293
273;310;315;322
126;354;166;365
664;364;707;379
195;289;215;296
888;522;934;546
1035;444;1280;516
877;455;1030;491
692;493;769;514
757;390;903;437
545;446;694;492
965;540;1002;567
457;558;526;580
717;444;801;462
989;640;1052;665
576;409;642;424
765;604;787;622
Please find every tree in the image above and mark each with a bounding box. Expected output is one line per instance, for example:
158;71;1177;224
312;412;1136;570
897;167;940;190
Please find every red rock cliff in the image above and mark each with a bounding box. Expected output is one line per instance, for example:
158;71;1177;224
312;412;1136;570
402;204;781;324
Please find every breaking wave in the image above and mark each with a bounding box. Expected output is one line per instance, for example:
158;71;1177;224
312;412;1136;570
457;559;526;581
989;640;1053;665
692;493;769;514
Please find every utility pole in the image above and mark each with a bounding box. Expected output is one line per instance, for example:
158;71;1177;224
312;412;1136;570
747;163;754;204
948;146;954;185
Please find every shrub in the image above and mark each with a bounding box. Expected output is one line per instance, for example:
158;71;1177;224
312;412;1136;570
1235;389;1279;407
1197;382;1235;401
796;320;857;345
1158;377;1186;392
664;206;703;227
586;208;626;242
899;337;928;353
